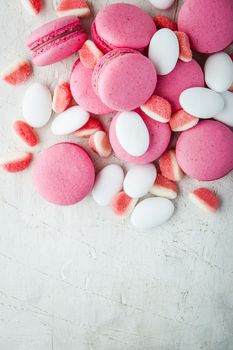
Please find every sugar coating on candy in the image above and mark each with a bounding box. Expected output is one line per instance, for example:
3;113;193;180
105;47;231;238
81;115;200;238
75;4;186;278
149;28;179;76
73;117;104;138
57;0;90;18
150;174;178;199
21;0;43;15
170;109;199;132
155;60;204;112
89;131;112;158
79;40;104;70
159;149;183;181
1;60;32;85
131;197;175;229
175;31;192;63
140;95;172;123
0;152;32;172
23;82;52;128
154;16;177;31
111;191;138;218
189;188;219;213
115;111;150;157
52;82;72;113
13;120;39;147
92;164;124;206
33;143;95;205
51;106;90;135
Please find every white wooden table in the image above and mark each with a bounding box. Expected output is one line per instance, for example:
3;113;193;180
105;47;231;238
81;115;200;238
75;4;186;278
0;1;233;349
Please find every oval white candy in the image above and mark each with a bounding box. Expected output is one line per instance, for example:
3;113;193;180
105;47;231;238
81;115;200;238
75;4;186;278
23;83;52;128
123;164;157;198
214;91;233;127
131;197;174;229
180;87;224;119
149;29;179;76
116;111;149;156
148;0;175;10
204;52;233;93
51;106;90;135
92;164;124;206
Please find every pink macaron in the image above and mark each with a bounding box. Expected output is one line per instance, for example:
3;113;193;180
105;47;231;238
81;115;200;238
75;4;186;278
33;143;95;205
155;60;204;112
27;16;87;66
109;109;171;164
176;120;233;181
70;59;114;115
92;48;157;112
91;3;156;53
178;0;233;54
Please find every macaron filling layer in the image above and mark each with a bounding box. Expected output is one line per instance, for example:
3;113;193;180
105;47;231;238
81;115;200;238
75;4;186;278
91;21;114;53
28;22;84;57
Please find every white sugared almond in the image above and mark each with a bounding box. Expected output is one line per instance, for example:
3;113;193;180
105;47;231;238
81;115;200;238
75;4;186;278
51;106;89;135
92;164;124;206
131;197;175;229
123;164;157;198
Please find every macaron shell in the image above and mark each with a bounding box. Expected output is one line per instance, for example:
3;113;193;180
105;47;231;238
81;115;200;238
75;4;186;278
27;16;81;46
33;32;87;66
33;143;95;205
93;49;157;112
94;3;156;50
27;16;87;66
155;60;204;112
109;109;171;164
178;0;233;53
70;59;114;115
176;120;233;181
91;22;113;54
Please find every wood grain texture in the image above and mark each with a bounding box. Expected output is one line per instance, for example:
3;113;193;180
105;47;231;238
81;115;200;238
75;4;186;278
0;1;233;349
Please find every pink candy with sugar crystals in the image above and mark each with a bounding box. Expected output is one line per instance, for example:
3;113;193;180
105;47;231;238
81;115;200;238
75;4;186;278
79;40;104;70
140;95;172;123
52;82;72;113
56;0;90;18
150;174;178;199
13;120;39;147
170;109;199;132
21;0;43;15
159;149;184;181
73;117;104;138
154;15;177;31
0;152;32;172
111;191;138;218
175;31;192;62
189;188;219;213
1;60;32;85
89;131;112;158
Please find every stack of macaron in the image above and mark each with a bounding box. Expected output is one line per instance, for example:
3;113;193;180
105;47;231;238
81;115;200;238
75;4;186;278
1;0;233;229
